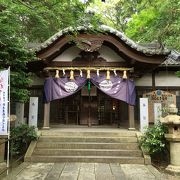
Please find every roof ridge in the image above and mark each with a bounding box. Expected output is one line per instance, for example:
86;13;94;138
36;24;170;55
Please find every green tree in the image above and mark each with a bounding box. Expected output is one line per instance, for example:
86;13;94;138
125;0;180;51
0;1;34;102
1;0;99;42
90;0;180;51
0;0;98;102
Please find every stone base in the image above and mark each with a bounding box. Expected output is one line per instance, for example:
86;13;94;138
166;165;180;176
143;154;151;165
42;127;50;130
128;128;136;131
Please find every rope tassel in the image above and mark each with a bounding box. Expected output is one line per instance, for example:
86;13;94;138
70;70;74;80
123;70;127;79
106;70;110;80
87;69;91;79
55;70;59;78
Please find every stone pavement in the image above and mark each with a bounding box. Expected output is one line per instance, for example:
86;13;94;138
2;162;180;180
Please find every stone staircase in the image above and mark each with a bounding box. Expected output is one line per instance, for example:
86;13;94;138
25;129;145;164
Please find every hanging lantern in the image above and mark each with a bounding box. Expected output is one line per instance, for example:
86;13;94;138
87;69;91;79
70;70;74;80
106;70;110;80
55;70;59;78
123;70;127;79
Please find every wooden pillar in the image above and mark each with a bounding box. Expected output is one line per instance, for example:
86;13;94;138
43;102;50;129
42;71;51;129
128;105;136;130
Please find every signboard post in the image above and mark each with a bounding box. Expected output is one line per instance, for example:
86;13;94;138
143;90;176;123
140;98;149;132
29;97;38;128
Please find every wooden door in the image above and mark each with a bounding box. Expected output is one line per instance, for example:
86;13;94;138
80;86;98;125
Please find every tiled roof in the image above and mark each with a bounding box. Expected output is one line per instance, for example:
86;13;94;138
35;25;170;55
161;51;180;66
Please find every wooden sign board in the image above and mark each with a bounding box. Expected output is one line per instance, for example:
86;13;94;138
143;90;176;123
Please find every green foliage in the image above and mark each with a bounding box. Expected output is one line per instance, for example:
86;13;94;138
125;0;180;50
0;0;99;42
176;71;180;77
140;122;168;155
0;0;101;103
0;0;35;102
10;124;38;155
90;0;180;51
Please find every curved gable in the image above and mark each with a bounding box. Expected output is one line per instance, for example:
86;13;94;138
35;25;169;65
28;25;170;75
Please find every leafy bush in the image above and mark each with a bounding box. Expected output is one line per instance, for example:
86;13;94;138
140;122;168;156
10;124;38;155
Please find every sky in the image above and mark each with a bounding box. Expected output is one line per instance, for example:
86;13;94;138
79;0;89;3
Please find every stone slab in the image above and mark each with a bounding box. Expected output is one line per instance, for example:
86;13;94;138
95;163;112;174
2;162;180;180
110;163;127;180
78;173;95;180
121;164;156;180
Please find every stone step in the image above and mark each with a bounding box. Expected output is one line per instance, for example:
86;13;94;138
36;142;140;150
29;155;145;164
25;130;145;164
41;131;137;137
39;136;137;143
33;148;142;157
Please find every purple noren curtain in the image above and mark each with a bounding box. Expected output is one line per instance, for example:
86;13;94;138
91;76;136;105
44;77;87;103
44;76;136;105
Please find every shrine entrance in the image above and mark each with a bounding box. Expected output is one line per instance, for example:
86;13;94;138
80;84;98;125
50;85;123;126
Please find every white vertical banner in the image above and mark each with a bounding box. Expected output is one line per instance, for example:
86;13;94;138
140;98;149;132
29;97;38;128
154;103;162;124
0;70;9;135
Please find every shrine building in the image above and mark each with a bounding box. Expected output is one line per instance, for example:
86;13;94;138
27;25;180;129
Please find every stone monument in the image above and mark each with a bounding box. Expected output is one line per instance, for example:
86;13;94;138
29;97;38;128
160;104;180;175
